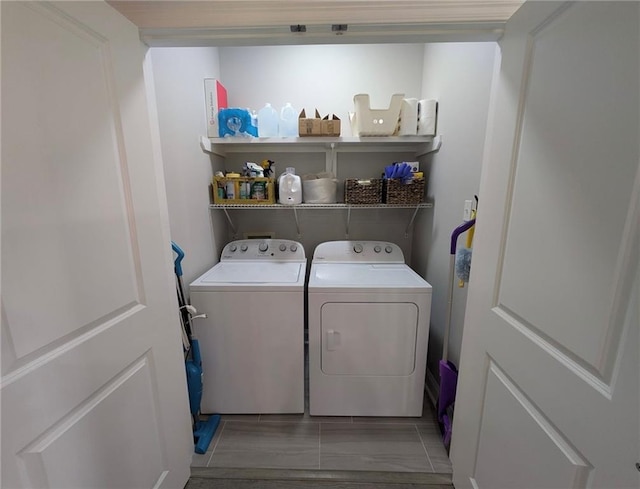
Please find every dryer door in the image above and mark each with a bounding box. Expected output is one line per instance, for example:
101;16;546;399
320;302;418;376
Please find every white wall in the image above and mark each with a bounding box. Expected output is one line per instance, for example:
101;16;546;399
412;42;498;396
219;44;425;136
149;47;228;287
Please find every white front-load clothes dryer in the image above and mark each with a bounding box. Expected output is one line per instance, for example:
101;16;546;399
190;239;306;414
308;241;432;417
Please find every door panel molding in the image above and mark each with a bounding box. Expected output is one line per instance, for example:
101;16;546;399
1;303;145;386
17;353;166;489
600;164;640;387
495;1;639;379
472;359;592;489
2;1;147;362
492;305;612;397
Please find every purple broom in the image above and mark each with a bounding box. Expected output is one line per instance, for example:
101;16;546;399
438;218;476;449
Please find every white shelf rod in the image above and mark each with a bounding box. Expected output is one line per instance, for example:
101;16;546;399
222;207;238;238
292;206;301;238
405;206;422;238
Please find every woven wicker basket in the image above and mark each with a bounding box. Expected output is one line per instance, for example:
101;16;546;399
384;178;426;205
344;178;383;204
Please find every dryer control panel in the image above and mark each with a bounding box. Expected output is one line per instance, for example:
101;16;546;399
221;239;305;261
312;241;405;263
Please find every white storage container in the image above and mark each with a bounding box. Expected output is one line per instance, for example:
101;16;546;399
353;93;404;136
302;178;338;204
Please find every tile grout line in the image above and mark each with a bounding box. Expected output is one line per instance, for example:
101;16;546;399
415;424;435;472
206;420;227;467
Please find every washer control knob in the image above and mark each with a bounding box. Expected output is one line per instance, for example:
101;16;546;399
385;245;393;253
353;244;363;254
374;245;382;253
259;242;269;252
279;244;287;252
290;244;298;252
241;244;248;252
229;244;237;252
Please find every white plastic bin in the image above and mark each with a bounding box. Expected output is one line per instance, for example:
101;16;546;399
353;93;404;136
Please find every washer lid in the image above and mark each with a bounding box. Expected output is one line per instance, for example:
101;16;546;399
190;262;305;290
309;263;432;292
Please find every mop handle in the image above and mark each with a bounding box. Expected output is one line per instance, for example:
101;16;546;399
171;241;185;277
444;219;477;362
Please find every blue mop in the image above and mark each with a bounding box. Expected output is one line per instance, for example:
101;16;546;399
172;242;220;454
186;339;220;454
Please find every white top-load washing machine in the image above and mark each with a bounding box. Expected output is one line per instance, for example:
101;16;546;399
308;241;432;417
190;239;306;414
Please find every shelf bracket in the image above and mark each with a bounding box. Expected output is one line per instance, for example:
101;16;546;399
222;208;238;238
292;206;302;238
415;135;442;158
404;206;422;238
200;136;226;157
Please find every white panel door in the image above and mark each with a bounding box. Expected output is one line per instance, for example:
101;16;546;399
451;2;639;489
1;2;192;488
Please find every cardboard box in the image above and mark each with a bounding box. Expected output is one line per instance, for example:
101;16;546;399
204;79;228;138
298;109;322;137
322;114;341;136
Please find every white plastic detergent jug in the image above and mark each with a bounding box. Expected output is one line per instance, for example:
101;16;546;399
279;102;298;137
258;103;279;137
278;167;302;205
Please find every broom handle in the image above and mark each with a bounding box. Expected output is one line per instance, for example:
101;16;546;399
444;219;477;362
444;254;455;363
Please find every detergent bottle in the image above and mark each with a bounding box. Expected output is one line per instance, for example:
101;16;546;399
278;167;302;205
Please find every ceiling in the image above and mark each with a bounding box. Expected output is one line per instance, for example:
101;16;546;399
107;0;525;47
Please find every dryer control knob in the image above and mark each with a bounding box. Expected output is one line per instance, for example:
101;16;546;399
229;244;237;252
259;242;269;252
290;244;298;252
385;245;393;253
353;244;363;254
279;244;287;252
374;245;382;253
241;244;248;252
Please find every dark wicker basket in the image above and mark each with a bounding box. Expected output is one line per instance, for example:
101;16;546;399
344;178;383;204
383;178;426;205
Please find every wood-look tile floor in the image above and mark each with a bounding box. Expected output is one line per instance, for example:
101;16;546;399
191;399;452;474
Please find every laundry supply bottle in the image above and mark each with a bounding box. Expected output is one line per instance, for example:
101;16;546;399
257;103;279;137
225;172;240;200
279;102;298;137
278;167;302;205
